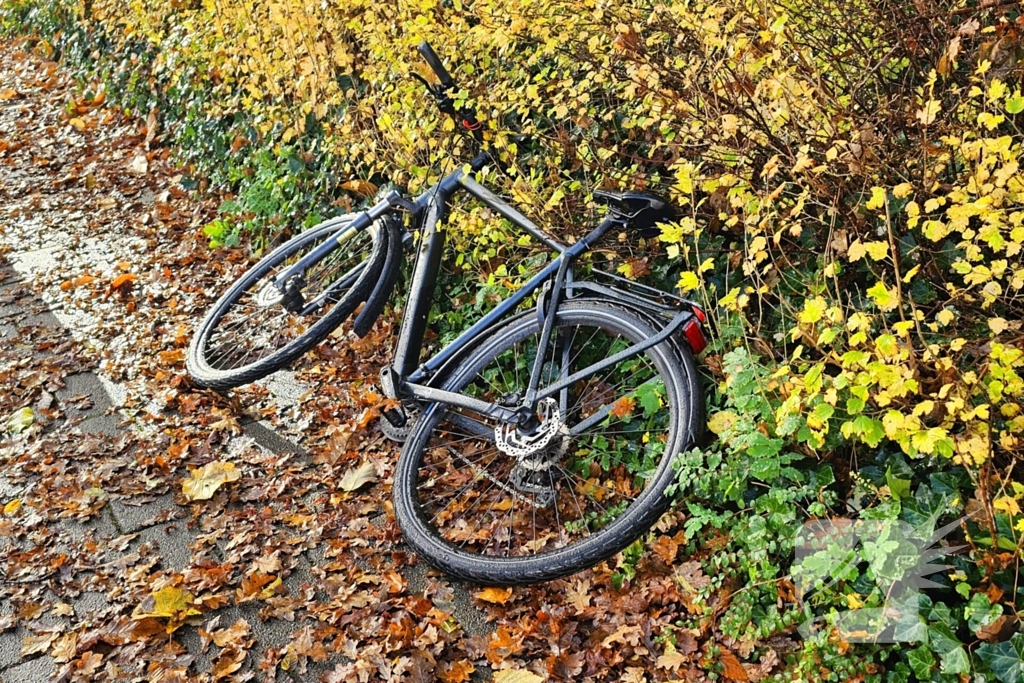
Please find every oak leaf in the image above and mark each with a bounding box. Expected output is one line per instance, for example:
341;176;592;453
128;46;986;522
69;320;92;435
439;660;476;683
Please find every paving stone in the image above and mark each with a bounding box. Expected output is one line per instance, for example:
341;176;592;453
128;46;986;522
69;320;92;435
55;371;113;420
0;653;55;682
70;592;111;623
136;522;193;572
0;628;24;672
109;492;177;534
241;420;307;457
73;412;121;436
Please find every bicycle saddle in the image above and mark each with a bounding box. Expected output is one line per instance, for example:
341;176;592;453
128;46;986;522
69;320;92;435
593;190;677;237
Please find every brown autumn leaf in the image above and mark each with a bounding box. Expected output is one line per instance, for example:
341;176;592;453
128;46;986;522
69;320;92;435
566;579;592;612
181;461;241;501
0;87;21;100
975;614;1009;642
610;395;635;419
236;572;280;603
340;179;378;197
652;534;679;563
21;630;58;657
439;660;476;683
211;618;251;648
720;648;749;682
51;631;78;663
337;461;376;492
475;586;513;604
657;640;688;671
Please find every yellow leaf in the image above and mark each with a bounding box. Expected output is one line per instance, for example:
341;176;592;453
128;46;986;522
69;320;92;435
337;461;376;492
892;183;914;199
475;586;513;604
867;281;899;311
677;271;699;292
3;499;22;515
989;318;1009;335
864;241;889;261
68;117;87;131
993;496;1021;517
181;461;241;501
866;187;887;210
847;239;867;262
799;297;828;324
936;309;955;326
708;411;739;435
492;670;544;683
132;586;201;628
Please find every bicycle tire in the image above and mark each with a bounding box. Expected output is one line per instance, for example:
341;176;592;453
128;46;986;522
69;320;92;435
393;301;702;585
187;215;394;390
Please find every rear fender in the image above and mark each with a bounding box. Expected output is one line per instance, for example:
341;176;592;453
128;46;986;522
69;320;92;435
353;214;403;338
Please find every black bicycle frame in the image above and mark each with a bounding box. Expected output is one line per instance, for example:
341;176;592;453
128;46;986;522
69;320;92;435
281;152;696;426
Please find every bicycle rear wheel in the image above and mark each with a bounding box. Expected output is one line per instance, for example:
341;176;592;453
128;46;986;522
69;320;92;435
393;302;702;584
187;215;394;389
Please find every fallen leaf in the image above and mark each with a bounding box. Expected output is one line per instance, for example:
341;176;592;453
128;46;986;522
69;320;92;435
439;660;476;683
182;461;241;501
657;640;688;671
3;499;21;515
492;671;544;683
720;648;749;682
337;461;376;492
132;586;201;633
68;117;87;130
110;273;137;290
51;632;78;663
653;535;679;563
128;153;148;175
475;586;513;604
211;618;250;647
566;579;591;612
6;406;34;433
0;88;21;100
20;631;57;657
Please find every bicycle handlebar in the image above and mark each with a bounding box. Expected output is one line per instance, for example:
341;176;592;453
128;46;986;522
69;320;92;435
418;41;456;89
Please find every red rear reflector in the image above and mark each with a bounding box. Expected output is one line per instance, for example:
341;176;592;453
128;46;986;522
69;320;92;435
693;306;707;323
682;319;707;354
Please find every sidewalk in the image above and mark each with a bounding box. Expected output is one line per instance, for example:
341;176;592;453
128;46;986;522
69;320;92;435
0;41;496;682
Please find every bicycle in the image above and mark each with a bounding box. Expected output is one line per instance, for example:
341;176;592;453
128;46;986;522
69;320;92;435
187;41;709;585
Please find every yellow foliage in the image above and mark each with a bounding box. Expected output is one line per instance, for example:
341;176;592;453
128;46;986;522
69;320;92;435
54;0;1023;467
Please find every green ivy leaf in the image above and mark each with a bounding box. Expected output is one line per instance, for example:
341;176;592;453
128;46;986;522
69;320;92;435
907;646;935;680
966;593;1003;633
885;466;912;499
978;633;1024;683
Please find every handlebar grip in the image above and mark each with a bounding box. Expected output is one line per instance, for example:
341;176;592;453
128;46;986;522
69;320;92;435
418;40;456;89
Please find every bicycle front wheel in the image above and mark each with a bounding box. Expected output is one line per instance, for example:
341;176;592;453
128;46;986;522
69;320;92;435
187;215;393;389
393;302;702;584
